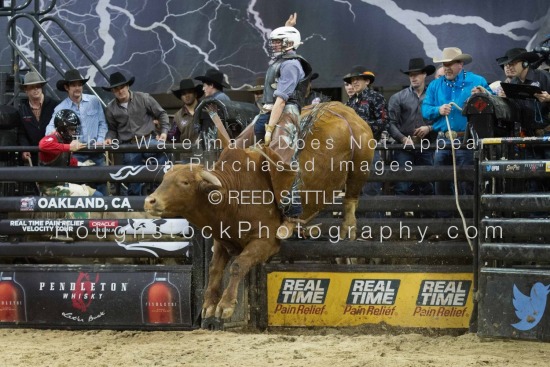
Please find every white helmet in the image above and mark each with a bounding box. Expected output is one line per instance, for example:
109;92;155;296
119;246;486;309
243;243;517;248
269;26;301;57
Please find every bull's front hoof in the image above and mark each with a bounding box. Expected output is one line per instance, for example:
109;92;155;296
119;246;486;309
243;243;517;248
201;316;224;331
215;303;236;320
202;304;217;319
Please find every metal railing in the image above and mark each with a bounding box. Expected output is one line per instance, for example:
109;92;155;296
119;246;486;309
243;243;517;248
5;2;109;107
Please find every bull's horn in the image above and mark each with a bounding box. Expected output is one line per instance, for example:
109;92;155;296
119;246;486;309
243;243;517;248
200;170;222;187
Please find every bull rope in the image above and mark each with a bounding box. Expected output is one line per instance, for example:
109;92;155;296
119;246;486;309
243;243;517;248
252;102;358;169
447;101;473;252
250;102;332;172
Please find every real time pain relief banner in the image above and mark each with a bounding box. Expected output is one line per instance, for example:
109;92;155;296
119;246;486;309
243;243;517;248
267;271;473;328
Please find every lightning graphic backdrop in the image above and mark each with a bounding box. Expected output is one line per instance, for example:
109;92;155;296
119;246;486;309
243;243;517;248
1;0;548;93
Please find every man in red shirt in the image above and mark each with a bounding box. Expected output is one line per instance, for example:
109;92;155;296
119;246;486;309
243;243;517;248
38;109;99;196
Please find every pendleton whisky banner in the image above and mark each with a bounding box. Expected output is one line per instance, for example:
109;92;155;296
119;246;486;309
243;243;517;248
267;271;474;328
0;265;193;328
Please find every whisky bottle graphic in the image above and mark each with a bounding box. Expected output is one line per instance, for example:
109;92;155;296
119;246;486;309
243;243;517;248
141;272;182;324
0;272;27;322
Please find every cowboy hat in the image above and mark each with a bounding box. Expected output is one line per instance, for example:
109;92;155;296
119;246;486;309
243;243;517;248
401;58;435;76
496;48;540;68
495;56;508;69
102;72;135;91
56;69;90;91
21;71;47;87
433;47;472;65
171;78;204;99
342;66;375;84
245;77;265;92
194;68;230;89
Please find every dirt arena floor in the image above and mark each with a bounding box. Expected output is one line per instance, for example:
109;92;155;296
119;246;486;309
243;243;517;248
1;326;549;366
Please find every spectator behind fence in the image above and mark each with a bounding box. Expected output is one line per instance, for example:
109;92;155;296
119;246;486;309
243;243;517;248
497;54;515;83
46;68;108;195
497;47;550;193
169;78;204;144
343;75;355;100
387;58;435;210
245;76;265;110
194;68;231;102
39;109;100;197
103;71;170;196
497;48;550;126
17;71;59;167
343;66;388;211
422;47;491;224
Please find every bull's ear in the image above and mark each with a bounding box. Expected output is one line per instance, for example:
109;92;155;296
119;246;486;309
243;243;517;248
199;170;222;194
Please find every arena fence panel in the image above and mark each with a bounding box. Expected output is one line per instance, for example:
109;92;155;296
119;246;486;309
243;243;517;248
476;136;550;342
3;94;549;338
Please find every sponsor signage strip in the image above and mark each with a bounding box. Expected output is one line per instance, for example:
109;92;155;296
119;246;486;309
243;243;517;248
0;196;146;212
0;265;193;329
481;160;550;178
267;271;474;328
1;218;190;235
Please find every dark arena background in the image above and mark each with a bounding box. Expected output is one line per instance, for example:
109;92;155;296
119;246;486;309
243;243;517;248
1;0;549;95
1;1;550;366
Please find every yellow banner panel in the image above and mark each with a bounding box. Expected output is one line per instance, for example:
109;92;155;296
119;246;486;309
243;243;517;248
268;272;473;328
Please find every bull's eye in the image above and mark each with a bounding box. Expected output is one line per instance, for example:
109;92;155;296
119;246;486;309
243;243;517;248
181;180;190;186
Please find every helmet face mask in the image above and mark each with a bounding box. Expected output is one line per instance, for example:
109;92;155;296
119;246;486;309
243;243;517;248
269;26;301;58
54;109;81;143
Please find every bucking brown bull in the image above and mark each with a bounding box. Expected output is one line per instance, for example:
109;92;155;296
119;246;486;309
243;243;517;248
144;101;374;327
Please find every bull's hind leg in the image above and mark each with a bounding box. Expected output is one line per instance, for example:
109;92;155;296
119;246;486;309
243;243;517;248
202;240;231;320
340;198;358;240
341;168;369;240
215;239;279;320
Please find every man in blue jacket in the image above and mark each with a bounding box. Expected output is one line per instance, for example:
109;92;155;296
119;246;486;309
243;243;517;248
422;47;491;201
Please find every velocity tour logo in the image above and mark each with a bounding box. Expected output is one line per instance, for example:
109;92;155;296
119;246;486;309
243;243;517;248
512;282;550;331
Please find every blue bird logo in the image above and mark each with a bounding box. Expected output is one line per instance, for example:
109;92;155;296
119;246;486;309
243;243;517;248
512;282;550;331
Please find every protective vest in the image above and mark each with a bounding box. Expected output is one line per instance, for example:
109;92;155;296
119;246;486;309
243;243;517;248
263;53;313;109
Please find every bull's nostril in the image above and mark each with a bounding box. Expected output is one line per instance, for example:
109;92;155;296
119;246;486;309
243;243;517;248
148;197;156;205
